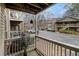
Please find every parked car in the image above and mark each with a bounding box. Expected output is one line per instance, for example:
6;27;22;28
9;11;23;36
27;30;35;34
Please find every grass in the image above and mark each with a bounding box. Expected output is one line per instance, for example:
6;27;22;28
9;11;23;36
60;28;79;35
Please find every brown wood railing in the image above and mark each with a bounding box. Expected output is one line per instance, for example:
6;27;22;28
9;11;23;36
4;32;35;56
4;38;24;56
4;32;79;56
36;36;79;56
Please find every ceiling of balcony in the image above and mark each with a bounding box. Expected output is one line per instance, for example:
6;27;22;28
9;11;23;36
5;3;55;14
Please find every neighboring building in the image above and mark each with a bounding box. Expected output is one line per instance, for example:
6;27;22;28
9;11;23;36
55;17;79;32
37;19;57;31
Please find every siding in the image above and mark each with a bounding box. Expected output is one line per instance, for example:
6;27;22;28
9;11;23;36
0;4;6;56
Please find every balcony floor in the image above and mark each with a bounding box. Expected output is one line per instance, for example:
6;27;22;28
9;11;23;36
27;50;39;56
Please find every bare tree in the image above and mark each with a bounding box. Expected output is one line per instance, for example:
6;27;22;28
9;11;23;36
65;4;79;18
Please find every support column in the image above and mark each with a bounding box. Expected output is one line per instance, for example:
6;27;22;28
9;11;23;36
35;15;37;50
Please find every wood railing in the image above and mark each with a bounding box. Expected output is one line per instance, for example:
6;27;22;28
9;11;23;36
4;38;24;56
4;32;35;56
36;36;79;56
4;32;79;56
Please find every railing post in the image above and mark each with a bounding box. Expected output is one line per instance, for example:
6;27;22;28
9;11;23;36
35;15;37;50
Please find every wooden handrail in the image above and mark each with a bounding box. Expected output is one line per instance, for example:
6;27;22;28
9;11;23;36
36;35;79;56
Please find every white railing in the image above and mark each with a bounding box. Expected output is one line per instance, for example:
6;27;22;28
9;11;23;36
10;31;22;39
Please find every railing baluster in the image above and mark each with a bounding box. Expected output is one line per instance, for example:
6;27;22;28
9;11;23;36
51;43;53;56
44;40;45;55
54;44;56;56
57;45;59;56
69;49;71;56
45;41;47;55
75;51;77;56
65;48;66;56
16;40;18;52
18;40;20;51
47;41;48;56
46;41;47;56
50;43;52;56
8;41;10;55
13;40;15;54
60;46;62;56
42;39;43;54
43;40;45;55
48;42;49;56
20;39;21;51
44;40;46;55
49;42;50;56
11;41;13;54
45;40;47;55
40;39;42;53
15;40;16;53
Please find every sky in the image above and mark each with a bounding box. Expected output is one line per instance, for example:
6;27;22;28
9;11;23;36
43;3;68;18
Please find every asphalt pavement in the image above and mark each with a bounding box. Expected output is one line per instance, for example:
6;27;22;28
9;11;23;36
37;31;79;48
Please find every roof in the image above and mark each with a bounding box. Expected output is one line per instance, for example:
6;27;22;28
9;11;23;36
4;3;54;15
56;17;79;23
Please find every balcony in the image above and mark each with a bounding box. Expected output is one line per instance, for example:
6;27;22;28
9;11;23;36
4;31;79;56
10;31;22;39
57;24;79;28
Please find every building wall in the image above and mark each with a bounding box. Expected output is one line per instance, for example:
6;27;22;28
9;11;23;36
0;4;5;56
5;8;25;39
5;8;11;39
36;20;56;31
20;22;24;32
